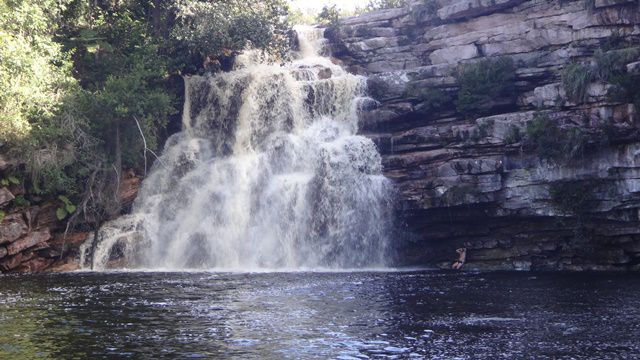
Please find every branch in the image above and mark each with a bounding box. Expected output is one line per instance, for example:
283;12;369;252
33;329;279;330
133;116;148;176
133;115;167;171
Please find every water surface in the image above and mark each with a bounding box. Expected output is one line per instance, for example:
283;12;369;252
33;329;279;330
0;271;638;359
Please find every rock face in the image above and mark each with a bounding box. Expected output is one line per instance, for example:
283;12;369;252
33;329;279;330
329;0;640;270
0;171;142;273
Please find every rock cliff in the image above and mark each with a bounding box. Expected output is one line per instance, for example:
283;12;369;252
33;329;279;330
0;162;141;273
328;0;640;270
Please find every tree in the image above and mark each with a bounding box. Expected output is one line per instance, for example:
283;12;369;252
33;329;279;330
0;0;76;142
171;0;292;69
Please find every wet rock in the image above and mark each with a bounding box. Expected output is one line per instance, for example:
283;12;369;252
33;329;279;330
16;256;54;273
34;202;60;230
46;258;80;272
0;252;35;271
119;172;141;208
7;229;51;256
0;154;18;171
0;213;28;245
49;232;90;251
318;67;332;80
595;0;637;8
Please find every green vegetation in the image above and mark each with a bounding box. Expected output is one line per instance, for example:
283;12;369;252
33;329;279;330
595;47;640;111
549;181;599;215
0;0;76;141
454;57;516;118
404;85;452;113
443;184;480;206
0;0;294;227
523;114;589;162
172;1;291;65
317;5;340;26
363;0;408;11
561;63;594;104
55;195;76;220
561;46;639;106
504;125;523;145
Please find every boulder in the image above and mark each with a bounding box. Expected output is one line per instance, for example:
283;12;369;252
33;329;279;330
119;173;141;208
0;252;35;272
16;256;54;273
50;232;90;250
45;258;80;272
429;44;479;65
7;229;51;256
627;61;640;74
0;213;28;245
34;202;60;230
0;187;14;206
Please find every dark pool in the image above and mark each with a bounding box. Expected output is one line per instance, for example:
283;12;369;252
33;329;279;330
0;271;638;359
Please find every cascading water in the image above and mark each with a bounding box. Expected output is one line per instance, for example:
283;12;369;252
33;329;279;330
88;26;393;270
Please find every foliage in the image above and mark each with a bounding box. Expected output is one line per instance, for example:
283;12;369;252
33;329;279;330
504;125;522;144
12;195;30;209
549;181;598;215
55;195;76;220
0;175;20;187
317;5;340;26
0;0;298;226
289;8;317;25
172;0;292;65
594;47;640;111
594;47;639;82
404;85;452;113
561;63;594;104
454;57;515;118
524;114;588;162
364;0;408;11
444;184;479;205
423;0;440;15
0;0;76;141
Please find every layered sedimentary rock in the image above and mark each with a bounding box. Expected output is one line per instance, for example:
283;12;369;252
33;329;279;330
0;171;141;273
328;0;640;270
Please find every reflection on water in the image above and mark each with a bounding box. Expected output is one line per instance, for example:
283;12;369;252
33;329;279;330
0;271;639;359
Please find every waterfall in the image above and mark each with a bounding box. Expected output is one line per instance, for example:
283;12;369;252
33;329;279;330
87;26;394;270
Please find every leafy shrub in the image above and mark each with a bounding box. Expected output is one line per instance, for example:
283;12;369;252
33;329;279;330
594;47;640;111
444;184;479;205
561;63;594;104
423;0;440;15
549;181;599;215
404;85;452;113
504;125;522;144
524;114;588;162
172;0;291;64
364;0;408;11
455;57;516;118
317;5;340;26
0;0;76;142
55;195;77;220
593;47;639;82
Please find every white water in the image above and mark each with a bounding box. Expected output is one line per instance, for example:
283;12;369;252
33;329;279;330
87;27;393;270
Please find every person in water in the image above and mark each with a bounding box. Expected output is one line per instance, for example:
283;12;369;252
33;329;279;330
451;247;467;269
